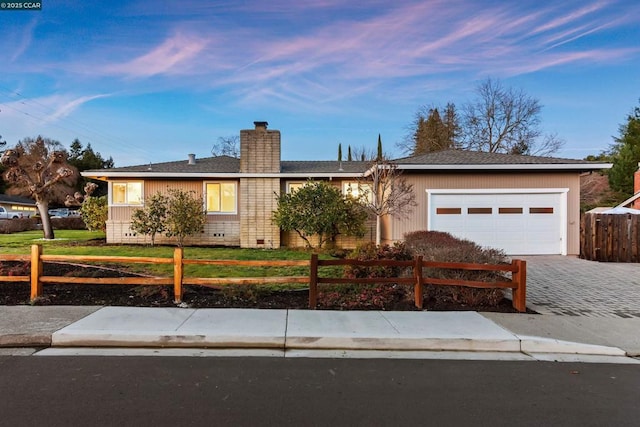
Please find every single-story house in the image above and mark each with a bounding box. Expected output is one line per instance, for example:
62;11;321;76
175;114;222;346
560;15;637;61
82;121;611;255
0;194;37;214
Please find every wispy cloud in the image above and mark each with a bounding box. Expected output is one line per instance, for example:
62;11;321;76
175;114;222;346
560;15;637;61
105;33;209;77
10;19;38;62
43;94;112;122
32;1;640;109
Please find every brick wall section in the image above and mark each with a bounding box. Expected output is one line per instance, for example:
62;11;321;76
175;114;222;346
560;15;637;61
239;122;282;248
106;220;241;246
240;178;281;248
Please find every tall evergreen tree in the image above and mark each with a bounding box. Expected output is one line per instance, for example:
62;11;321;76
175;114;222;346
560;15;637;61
608;102;640;197
377;134;383;161
67;139;114;196
408;105;459;156
338;143;343;162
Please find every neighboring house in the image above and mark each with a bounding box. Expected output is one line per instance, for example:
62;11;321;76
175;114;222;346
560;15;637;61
82;121;611;255
0;194;37;215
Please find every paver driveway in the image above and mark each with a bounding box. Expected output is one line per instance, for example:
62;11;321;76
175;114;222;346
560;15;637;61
521;256;640;319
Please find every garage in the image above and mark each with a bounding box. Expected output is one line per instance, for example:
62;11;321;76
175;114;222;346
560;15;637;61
427;189;568;255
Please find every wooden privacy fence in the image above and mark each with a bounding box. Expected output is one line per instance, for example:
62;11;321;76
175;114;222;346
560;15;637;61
0;245;527;312
581;213;640;262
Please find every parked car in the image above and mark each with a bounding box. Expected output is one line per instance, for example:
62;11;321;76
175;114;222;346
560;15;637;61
0;206;33;219
48;208;80;218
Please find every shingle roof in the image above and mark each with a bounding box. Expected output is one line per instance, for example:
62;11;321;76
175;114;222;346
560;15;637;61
83;150;609;177
394;150;595;165
0;194;36;206
98;155;241;174
84;157;370;175
281;161;369;174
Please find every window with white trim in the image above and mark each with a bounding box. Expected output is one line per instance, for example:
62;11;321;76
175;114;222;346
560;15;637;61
343;181;373;203
205;182;237;214
112;182;143;205
287;182;306;193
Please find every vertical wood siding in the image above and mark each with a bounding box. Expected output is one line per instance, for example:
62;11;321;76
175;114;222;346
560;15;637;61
385;172;581;255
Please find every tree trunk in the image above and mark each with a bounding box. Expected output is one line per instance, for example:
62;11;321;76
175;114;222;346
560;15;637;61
36;200;55;240
376;215;381;246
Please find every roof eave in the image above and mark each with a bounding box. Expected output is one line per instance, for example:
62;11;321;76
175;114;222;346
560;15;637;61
81;171;365;179
396;163;612;171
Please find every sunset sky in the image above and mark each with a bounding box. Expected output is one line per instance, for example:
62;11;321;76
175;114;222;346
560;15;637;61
1;0;639;166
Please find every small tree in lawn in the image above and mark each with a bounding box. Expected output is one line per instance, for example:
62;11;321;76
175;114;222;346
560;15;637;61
80;195;108;232
1;136;77;239
163;188;206;247
273;180;368;249
356;160;417;245
68;182;108;233
130;192;168;246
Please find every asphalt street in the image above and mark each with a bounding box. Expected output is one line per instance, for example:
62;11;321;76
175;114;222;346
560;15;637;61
1;356;638;426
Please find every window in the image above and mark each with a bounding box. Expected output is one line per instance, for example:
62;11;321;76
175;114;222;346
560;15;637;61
287;182;306;193
498;207;523;214
206;182;237;213
530;207;554;214
468;207;492;214
436;207;462;215
343;182;373;203
112;182;142;205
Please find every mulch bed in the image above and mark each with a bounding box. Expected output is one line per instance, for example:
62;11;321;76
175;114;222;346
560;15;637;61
0;261;527;312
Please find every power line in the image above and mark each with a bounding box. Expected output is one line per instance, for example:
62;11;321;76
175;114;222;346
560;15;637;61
0;85;151;163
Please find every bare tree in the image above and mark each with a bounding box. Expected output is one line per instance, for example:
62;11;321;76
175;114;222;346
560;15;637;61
1;136;77;239
211;135;240;158
350;145;377;162
356;160;417;245
461;78;563;155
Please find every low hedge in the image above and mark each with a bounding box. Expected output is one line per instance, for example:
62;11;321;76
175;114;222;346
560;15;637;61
0;217;87;234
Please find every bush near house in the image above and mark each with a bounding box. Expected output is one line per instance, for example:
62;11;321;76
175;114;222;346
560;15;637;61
404;230;509;307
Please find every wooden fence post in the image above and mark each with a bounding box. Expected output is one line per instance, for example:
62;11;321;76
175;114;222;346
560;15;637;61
309;253;318;309
30;244;43;301
173;247;184;303
511;259;527;312
413;256;424;309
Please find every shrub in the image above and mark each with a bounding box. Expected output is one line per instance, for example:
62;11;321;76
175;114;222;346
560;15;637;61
344;242;413;279
404;230;509;307
0;218;33;234
318;283;414;310
50;217;87;230
80;195;108;232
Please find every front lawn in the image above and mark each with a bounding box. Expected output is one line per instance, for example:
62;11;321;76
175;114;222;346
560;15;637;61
0;230;334;280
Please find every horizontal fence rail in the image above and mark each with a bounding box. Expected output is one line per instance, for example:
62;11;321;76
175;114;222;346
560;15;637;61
309;254;526;312
0;245;527;312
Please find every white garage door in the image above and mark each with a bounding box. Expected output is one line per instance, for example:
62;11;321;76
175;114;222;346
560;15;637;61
428;190;566;255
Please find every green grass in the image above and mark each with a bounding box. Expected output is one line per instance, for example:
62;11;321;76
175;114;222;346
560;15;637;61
0;229;106;250
0;230;343;283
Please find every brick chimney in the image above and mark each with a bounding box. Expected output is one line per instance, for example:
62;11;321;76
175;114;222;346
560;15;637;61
634;163;640;209
240;121;281;173
239;121;281;248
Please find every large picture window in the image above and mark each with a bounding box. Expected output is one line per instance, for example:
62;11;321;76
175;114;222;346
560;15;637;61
206;182;237;213
112;182;143;205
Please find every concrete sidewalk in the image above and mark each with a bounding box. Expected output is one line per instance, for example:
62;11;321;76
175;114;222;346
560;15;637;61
1;306;638;363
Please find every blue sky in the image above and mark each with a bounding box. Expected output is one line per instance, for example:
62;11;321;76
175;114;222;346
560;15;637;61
1;0;639;167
